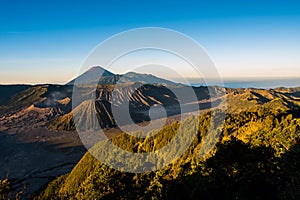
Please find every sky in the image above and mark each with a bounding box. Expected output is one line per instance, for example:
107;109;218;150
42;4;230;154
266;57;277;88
0;0;300;84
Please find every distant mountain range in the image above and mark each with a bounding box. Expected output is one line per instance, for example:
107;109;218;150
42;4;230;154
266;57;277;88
67;66;181;86
1;66;300;132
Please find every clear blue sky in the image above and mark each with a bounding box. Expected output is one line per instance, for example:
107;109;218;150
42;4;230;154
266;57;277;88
0;0;300;84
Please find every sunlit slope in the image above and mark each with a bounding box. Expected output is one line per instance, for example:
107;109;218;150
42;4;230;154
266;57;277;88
39;105;300;199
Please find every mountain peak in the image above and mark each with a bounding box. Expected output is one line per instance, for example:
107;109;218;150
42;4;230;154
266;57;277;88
86;66;114;76
66;66;115;85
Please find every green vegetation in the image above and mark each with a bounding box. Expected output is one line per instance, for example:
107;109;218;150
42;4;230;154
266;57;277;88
38;105;300;200
0;179;11;200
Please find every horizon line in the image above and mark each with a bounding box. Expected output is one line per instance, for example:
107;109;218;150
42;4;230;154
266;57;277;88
1;75;300;86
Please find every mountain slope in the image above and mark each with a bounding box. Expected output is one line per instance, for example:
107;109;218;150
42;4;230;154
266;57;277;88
225;87;300;113
0;85;73;130
0;85;31;106
48;85;300;132
49;83;181;131
38;106;300;200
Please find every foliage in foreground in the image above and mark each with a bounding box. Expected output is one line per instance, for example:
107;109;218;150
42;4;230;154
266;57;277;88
38;107;300;200
0;179;11;200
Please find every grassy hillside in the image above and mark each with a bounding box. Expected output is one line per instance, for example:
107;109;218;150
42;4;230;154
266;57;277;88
38;105;300;199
